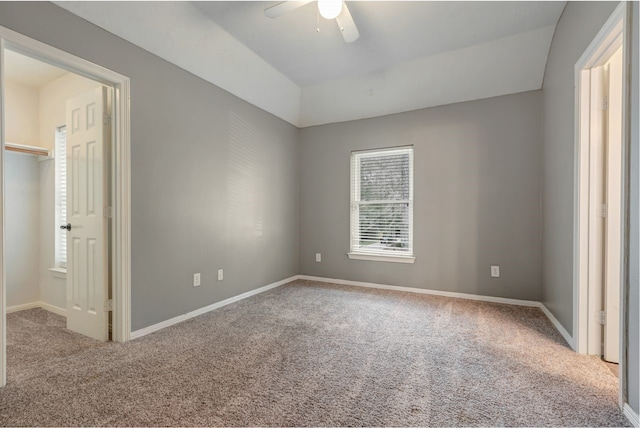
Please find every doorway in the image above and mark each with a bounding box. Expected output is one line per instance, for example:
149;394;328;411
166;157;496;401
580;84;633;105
573;1;630;407
0;25;132;387
4;50;114;342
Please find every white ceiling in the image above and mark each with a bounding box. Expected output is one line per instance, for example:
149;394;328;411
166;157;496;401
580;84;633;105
4;49;68;88
195;1;565;86
56;1;566;128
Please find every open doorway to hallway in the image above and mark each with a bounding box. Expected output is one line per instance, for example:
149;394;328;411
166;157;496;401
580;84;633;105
574;1;629;408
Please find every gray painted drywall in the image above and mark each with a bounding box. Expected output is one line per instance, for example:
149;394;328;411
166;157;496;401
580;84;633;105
627;2;639;415
0;2;299;331
299;91;543;301
541;1;618;335
5;153;40;307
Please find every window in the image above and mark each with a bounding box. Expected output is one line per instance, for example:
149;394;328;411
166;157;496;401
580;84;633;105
349;146;415;263
55;126;67;268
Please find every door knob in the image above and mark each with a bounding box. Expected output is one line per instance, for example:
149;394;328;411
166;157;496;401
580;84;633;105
60;223;71;231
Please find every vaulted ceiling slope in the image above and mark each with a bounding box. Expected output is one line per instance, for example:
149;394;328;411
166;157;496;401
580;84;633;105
56;1;566;128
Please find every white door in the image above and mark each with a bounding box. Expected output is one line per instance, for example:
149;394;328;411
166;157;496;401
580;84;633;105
603;47;623;363
65;87;109;341
587;64;606;357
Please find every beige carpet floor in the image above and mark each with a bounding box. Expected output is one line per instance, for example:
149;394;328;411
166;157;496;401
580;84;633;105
0;280;630;427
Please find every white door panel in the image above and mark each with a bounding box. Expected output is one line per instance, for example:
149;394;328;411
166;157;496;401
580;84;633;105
603;47;622;364
587;65;606;357
65;86;109;341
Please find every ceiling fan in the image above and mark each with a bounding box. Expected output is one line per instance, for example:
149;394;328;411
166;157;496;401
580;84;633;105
264;0;360;43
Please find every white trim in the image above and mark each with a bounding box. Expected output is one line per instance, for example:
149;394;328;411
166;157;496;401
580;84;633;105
299;275;575;348
111;71;132;345
573;2;626;356
624;404;640;427
0;25;132;386
48;267;67;280
538;304;575;349
130;275;298;340
576;6;625;70
6;302;40;314
39;302;67;317
299;275;540;306
130;271;577;351
347;253;416;263
0;36;7;388
574;66;591;354
572;3;631;409
350;146;414;259
6;301;66;317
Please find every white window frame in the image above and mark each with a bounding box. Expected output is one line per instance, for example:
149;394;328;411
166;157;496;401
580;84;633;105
348;146;415;263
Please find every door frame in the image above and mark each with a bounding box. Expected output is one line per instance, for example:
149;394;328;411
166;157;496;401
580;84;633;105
0;26;131;386
573;1;630;407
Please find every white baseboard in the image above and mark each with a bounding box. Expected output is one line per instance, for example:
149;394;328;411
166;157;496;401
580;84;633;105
537;303;575;349
298;275;575;348
39;302;67;317
299;275;541;307
6;301;41;313
130;275;298;340
4;276;576;354
625;404;640;427
6;301;66;316
129;273;573;352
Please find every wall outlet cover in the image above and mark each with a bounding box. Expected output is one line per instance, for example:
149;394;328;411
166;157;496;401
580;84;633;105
217;269;223;281
193;273;201;287
490;265;500;278
316;253;322;262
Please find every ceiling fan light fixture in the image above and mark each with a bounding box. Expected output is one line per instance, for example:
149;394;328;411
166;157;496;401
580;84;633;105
318;0;342;20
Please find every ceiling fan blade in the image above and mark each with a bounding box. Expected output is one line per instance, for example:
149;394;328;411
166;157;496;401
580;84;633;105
335;2;360;43
264;1;313;18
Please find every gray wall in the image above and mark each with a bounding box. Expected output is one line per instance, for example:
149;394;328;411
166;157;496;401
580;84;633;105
299;91;543;301
541;1;618;334
0;2;299;331
627;2;639;415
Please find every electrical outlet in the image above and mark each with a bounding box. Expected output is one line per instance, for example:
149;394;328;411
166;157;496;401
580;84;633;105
315;253;322;262
490;265;500;278
193;273;201;287
217;269;224;281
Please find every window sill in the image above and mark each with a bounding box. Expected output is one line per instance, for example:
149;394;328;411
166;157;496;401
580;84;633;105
347;253;416;264
48;267;67;279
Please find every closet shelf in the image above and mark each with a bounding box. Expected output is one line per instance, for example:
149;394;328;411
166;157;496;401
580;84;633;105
4;142;53;160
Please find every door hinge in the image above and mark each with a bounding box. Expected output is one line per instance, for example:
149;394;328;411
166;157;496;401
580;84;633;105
603;96;609;111
600;204;607;218
597;310;606;325
103;115;112;126
104;299;113;312
104;206;113;218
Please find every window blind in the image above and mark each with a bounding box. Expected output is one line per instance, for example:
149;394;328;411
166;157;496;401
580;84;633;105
350;146;414;257
55;126;67;267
